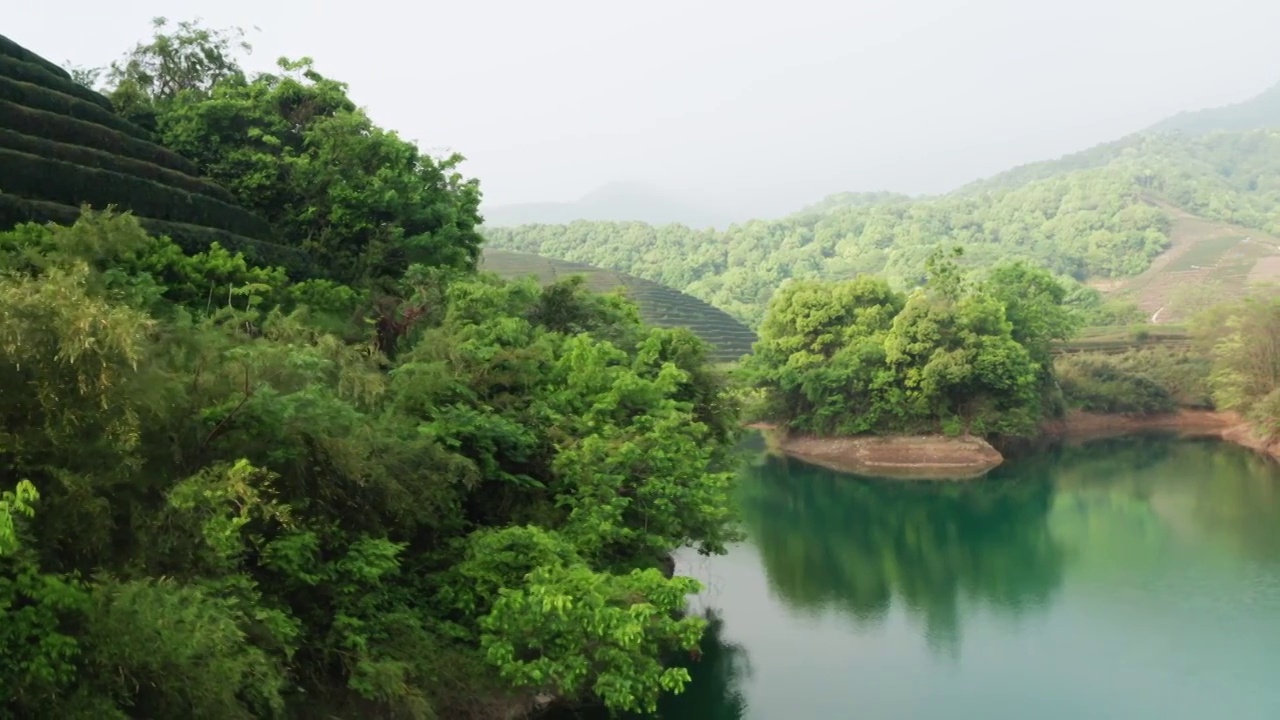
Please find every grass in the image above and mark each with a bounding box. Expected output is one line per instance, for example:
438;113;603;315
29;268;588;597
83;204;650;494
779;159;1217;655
480;249;758;362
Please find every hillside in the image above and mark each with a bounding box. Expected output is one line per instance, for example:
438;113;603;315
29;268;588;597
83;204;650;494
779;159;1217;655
960;78;1280;228
1101;200;1280;324
483;169;1172;328
484;84;1280;329
480;248;758;362
796;191;915;216
1146;81;1280;136
481;181;733;229
0;34;311;275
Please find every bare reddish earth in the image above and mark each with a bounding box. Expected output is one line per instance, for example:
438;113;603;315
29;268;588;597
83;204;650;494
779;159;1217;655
749;410;1280;480
749;424;1003;479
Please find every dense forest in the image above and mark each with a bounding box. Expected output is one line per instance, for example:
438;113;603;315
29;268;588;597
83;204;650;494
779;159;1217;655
7;14;1280;720
743;254;1076;436
0;21;743;719
483;103;1280;328
742;242;1280;438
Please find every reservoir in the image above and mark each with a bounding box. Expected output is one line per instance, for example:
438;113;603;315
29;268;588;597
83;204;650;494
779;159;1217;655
640;435;1280;719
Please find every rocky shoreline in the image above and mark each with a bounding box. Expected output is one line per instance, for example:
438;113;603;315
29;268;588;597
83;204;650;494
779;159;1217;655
750;409;1280;479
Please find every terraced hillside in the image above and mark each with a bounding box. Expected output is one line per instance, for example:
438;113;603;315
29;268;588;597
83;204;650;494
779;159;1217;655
481;249;758;362
1103;200;1280;324
0;34;310;275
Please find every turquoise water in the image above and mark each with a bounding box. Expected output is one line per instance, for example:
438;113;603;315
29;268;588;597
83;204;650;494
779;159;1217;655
642;435;1280;719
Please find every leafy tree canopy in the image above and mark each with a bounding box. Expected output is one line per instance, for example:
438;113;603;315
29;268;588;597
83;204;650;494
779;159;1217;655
0;209;738;715
745;252;1074;436
95;18;483;288
484;127;1280;330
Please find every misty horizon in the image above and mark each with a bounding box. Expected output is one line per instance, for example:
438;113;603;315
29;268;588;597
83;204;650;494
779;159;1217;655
9;0;1280;219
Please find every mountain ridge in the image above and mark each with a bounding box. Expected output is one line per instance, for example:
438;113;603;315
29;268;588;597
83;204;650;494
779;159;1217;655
481;180;735;229
482;79;1280;328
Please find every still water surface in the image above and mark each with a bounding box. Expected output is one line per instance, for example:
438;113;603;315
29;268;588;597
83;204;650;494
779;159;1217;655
638;435;1280;719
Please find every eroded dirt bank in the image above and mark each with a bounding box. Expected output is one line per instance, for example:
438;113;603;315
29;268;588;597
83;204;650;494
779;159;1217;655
749;424;1004;479
748;409;1280;480
1042;409;1280;458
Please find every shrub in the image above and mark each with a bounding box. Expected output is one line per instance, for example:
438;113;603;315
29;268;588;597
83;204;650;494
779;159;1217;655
1107;346;1213;408
1247;388;1280;439
0;148;272;239
0;76;149;141
1056;355;1178;415
0;128;235;203
0;53;113;112
0;34;72;80
0;194;314;279
0;100;198;174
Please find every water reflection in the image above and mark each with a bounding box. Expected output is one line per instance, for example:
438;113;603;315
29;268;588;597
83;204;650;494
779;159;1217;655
655;611;750;720
553;435;1280;719
546;610;750;720
1035;436;1280;568
737;454;1067;654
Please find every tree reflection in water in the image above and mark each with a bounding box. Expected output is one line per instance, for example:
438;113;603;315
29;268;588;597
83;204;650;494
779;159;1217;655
542;610;750;720
738;453;1068;655
549;434;1280;718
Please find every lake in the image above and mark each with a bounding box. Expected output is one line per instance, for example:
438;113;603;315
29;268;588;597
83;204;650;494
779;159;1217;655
611;434;1280;719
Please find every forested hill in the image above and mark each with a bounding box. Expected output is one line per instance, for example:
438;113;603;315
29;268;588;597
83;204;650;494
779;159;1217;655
796;191;914;215
957;80;1280;204
1146;81;1280;136
483;84;1280;328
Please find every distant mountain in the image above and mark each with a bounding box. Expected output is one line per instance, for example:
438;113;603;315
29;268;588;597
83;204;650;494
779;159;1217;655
1146;81;1280;136
486;79;1280;328
961;80;1280;194
480;181;733;229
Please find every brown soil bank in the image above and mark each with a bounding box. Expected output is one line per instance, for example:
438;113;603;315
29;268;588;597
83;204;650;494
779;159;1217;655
758;428;1004;480
1042;409;1280;459
750;409;1280;480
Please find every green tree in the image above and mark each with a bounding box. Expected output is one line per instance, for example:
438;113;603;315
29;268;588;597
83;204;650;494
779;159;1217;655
982;261;1078;367
1196;294;1280;434
745;276;903;434
0;211;741;717
98;19;483;287
106;16;251;101
883;281;1038;435
748;255;1047;437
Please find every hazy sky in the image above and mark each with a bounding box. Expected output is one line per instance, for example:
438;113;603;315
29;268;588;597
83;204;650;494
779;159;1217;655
9;0;1280;217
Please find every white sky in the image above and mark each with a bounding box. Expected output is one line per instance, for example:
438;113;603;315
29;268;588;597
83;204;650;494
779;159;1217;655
8;0;1280;217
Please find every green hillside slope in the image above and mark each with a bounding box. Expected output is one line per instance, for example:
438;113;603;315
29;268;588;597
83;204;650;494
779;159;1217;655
1147;82;1280;136
484;169;1172;327
480;248;758;362
0;34;311;275
1098;200;1280;324
961;130;1280;234
484;84;1280;329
